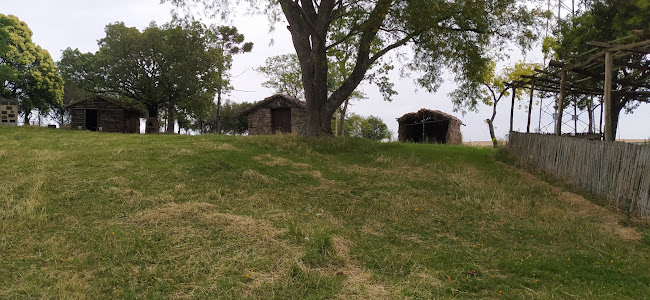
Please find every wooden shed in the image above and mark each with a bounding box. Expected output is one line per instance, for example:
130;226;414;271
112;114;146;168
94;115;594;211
397;109;463;144
241;94;306;135
66;96;142;133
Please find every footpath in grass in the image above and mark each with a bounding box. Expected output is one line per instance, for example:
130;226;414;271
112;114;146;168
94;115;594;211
1;126;649;299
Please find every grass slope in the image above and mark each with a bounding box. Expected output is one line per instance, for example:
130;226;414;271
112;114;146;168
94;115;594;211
1;127;649;299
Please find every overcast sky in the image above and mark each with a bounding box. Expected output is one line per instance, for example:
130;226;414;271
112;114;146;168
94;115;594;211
4;0;648;140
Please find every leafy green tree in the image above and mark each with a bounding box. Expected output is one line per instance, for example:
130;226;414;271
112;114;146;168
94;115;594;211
340;113;391;141
206;100;253;134
54;49;95;126
210;26;253;134
257;54;304;99
166;0;542;136
1;14;63;124
59;21;229;133
547;0;649;140
451;61;538;147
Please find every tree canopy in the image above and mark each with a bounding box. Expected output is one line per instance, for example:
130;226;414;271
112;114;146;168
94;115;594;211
59;21;236;132
1;14;63;124
339;113;391;141
210;26;253;134
166;0;543;136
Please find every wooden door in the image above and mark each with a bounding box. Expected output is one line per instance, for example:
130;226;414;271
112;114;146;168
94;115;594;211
271;108;291;133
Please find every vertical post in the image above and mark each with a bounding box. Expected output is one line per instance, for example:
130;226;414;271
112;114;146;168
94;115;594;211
574;104;577;135
527;82;535;133
599;97;604;138
603;50;614;141
510;86;516;132
538;97;543;132
555;71;567;136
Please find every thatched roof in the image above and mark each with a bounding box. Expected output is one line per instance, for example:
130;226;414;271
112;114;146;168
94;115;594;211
241;94;306;115
397;109;463;124
65;95;142;114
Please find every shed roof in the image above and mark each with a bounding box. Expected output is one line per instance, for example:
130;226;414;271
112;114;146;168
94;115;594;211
397;109;462;124
241;94;306;115
66;95;142;114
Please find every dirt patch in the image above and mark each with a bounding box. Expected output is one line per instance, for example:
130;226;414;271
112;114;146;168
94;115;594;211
216;143;238;151
128;202;299;288
331;236;391;299
134;202;284;239
242;169;276;184
177;148;194;155
253;154;290;167
501;162;642;241
253;154;312;169
105;177;128;186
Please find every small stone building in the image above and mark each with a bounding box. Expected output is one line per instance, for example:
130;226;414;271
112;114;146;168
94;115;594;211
397;109;463;144
1;99;18;126
242;94;306;135
67;96;142;133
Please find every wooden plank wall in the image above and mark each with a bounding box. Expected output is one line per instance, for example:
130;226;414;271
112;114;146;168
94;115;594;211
509;132;650;218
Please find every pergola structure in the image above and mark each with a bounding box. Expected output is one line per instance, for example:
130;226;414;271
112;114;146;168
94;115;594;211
505;31;650;141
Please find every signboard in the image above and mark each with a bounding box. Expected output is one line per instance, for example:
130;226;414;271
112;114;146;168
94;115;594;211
1;99;18;126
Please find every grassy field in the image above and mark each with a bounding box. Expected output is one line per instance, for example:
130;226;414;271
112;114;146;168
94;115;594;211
1;127;649;299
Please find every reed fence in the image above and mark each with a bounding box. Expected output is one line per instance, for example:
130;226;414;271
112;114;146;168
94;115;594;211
508;132;650;218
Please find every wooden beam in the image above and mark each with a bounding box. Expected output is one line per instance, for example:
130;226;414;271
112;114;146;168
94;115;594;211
510;86;516;132
527;82;535;133
604;51;614;141
555;71;567;136
587;41;613;48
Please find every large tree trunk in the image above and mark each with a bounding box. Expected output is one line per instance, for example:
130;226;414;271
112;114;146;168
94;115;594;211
23;112;30;126
280;0;390;136
166;105;175;134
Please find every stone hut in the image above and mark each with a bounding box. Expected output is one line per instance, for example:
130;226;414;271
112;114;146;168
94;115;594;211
1;99;18;126
397;109;463;144
242;94;306;135
67;96;142;133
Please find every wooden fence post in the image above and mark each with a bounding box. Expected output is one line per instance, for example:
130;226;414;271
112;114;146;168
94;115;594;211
555;71;567;136
510;86;516;132
527;82;535;133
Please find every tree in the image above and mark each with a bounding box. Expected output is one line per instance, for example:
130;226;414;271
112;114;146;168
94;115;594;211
59;21;228;133
340;113;391;141
210;26;253;134
165;0;542;136
257;54;304;99
1;14;63;124
54;49;95;126
548;0;649;140
451;61;538;147
257;52;373;136
206;100;253;134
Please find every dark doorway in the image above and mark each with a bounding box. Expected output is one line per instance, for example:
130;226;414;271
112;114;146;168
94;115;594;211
401;119;450;143
271;108;292;133
85;109;98;131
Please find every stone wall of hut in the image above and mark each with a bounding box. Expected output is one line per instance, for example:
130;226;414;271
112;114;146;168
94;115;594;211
247;103;305;135
445;118;463;145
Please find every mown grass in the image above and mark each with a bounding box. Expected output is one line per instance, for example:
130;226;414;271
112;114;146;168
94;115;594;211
1;126;649;299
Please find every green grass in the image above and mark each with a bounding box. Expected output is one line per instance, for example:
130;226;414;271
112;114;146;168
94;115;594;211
1;126;649;299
